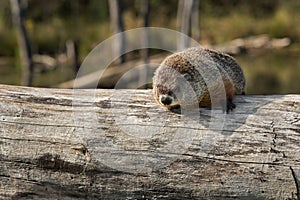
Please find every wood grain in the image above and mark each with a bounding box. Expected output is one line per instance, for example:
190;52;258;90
0;84;299;199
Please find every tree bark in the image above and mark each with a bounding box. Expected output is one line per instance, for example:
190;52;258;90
0;84;299;199
10;0;34;86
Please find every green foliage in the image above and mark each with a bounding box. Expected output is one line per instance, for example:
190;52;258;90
0;0;300;91
0;30;17;56
1;0;300;57
200;0;300;44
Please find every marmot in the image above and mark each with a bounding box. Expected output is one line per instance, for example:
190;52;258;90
152;47;246;112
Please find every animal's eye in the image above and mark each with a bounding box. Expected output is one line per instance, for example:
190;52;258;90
167;91;173;96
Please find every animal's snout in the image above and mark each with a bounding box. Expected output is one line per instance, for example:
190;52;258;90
160;95;173;105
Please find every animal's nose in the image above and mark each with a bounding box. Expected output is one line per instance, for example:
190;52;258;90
160;95;172;105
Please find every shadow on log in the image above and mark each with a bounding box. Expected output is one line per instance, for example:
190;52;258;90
0;84;299;199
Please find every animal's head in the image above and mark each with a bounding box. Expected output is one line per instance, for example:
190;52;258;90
153;83;180;109
153;65;198;110
152;66;182;109
153;53;201;110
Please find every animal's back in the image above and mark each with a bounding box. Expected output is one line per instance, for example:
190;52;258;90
153;47;246;111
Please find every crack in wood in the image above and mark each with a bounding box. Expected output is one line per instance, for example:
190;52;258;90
24;96;73;106
71;144;91;172
290;166;300;200
1;86;300;199
182;153;294;167
0;173;39;185
270;120;276;146
0;120;78;128
0;136;87;149
269;120;281;156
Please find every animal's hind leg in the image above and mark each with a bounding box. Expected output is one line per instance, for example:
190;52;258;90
226;98;236;113
220;98;236;113
222;79;236;113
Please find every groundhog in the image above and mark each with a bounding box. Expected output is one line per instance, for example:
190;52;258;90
152;46;246;112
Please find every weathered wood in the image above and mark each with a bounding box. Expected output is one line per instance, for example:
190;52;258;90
0;84;299;199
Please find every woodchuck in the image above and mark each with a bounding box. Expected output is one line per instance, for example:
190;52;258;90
152;47;246;112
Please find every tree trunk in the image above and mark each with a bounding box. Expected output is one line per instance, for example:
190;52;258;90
139;0;150;89
191;0;200;42
139;0;150;62
10;0;33;86
66;40;80;78
177;0;193;50
108;0;126;64
0;84;299;199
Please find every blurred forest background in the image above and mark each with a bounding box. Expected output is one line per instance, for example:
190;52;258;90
0;0;300;94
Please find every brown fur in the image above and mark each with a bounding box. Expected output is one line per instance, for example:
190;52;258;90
152;47;246;111
199;79;235;108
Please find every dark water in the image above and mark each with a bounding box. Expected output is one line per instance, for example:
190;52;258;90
0;58;74;87
236;48;300;95
0;48;299;94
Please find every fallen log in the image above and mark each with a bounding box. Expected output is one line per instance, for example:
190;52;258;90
56;34;291;90
55;54;166;89
0;84;299;199
212;34;291;55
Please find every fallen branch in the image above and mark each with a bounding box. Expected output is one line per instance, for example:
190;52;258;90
0;84;299;199
56;34;291;89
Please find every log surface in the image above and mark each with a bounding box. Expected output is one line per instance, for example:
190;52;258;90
0;84;299;199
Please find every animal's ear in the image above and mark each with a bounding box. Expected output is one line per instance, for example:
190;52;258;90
182;73;192;81
172;85;180;94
